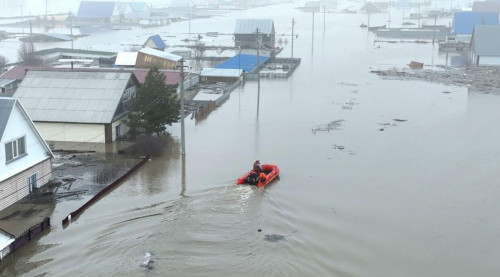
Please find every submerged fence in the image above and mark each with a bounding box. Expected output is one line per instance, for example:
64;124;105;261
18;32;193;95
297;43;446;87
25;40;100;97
62;155;150;226
10;217;50;252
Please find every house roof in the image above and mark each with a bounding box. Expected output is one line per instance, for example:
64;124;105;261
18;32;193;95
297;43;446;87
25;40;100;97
235;19;274;34
0;79;17;87
13;71;134;124
201;68;243;77
453;12;499;35
215;54;270;72
472;1;500;12
33;48;117;57
0;228;14;253
0;98;15;141
139;47;182;62
471;25;500;55
77;1;116;18
149;35;167;50
115;52;138;66
0;66;36;80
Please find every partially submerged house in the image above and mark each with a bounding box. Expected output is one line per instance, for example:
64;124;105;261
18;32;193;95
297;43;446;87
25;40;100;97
200;68;243;84
13;71;140;143
143;35;167;51
136;48;182;69
469;25;500;66
0;97;53;212
453;12;499;36
234;19;275;49
76;1;150;23
215;54;270;73
360;2;389;13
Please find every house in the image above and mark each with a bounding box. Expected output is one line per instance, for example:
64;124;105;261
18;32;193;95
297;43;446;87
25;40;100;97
234;19;275;49
0;97;53;212
13;71;140;143
136;48;182;69
200;68;243;84
143;35;167;51
453;12;499;35
472;1;500;12
76;1;121;22
31;48;117;67
469;25;500;66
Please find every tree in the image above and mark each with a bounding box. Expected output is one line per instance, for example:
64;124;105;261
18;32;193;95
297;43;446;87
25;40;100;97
0;55;8;73
17;41;36;65
127;67;181;137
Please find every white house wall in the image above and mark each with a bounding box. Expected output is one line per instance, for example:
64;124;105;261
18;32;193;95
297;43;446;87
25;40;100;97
0;104;51;183
478;56;500;66
35;122;106;143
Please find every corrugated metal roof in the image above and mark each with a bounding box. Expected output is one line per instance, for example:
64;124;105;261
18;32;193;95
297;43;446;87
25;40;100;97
0;79;16;87
0;66;34;80
471;25;500;55
453;12;499;35
46;33;73;41
473;1;500;12
139;47;182;62
115;52;138;66
150;35;167;50
0;97;15;141
13;71;133;124
235;19;274;34
201;68;243;77
77;1;116;18
215;54;270;73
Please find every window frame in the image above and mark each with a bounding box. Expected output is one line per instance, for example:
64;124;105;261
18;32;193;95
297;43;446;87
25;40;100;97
5;135;27;164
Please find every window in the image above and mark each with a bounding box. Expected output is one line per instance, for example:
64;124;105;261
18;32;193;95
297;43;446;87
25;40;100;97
5;136;26;163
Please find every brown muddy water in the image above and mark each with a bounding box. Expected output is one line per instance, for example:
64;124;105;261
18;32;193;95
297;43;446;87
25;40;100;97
2;2;500;277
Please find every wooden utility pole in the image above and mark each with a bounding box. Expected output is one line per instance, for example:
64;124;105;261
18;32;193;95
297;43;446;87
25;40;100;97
179;59;186;155
256;28;261;114
291;18;295;58
323;5;326;33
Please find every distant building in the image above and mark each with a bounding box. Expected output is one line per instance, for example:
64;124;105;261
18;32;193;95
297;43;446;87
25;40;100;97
13;71;140;143
143;35;167;51
453;12;499;35
31;48;117;67
472;1;500;13
360;2;389;13
469;25;500;66
76;1;150;23
0;97;53;212
234;19;275;49
136;48;182;69
200;68;243;84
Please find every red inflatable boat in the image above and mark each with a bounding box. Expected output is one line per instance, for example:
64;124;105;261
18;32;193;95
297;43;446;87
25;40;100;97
237;164;280;187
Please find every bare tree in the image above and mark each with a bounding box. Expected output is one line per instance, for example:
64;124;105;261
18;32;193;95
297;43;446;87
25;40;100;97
0;55;8;73
17;41;37;65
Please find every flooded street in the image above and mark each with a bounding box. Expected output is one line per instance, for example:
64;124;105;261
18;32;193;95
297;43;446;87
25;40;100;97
2;1;500;276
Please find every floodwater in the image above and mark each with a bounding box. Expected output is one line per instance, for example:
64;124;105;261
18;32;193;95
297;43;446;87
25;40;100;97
2;1;500;277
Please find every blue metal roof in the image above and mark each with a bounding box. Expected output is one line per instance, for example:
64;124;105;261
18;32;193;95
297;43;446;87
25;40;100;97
150;35;167;50
454;12;499;35
77;1;116;19
215;54;270;73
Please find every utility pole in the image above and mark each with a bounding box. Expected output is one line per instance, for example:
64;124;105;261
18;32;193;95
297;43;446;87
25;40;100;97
312;11;315;45
291;18;295;58
188;3;191;40
323;5;326;33
418;4;421;28
432;15;437;45
256;28;261;113
29;20;34;53
179;59;186;155
69;12;73;49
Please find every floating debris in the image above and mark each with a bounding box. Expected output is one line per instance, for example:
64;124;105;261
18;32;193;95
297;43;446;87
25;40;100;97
264;234;285;242
141;252;154;270
312;120;345;134
393;119;407;122
333;144;345;150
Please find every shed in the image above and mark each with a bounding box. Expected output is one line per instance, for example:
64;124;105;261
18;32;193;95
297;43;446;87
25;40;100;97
13;71;140;143
469;25;500;66
234;19;275;49
136;47;182;69
143;35;167;51
200;68;243;84
453;12;499;35
215;54;270;73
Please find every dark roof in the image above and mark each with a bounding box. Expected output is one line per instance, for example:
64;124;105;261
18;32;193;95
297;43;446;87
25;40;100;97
471;25;500;55
0;66;35;80
150;35;167;50
472;1;500;12
77;1;116;18
453;12;499;35
215;54;270;72
0;98;15;141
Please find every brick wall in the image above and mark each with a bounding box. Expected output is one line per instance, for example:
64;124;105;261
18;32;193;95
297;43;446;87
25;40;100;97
0;158;52;212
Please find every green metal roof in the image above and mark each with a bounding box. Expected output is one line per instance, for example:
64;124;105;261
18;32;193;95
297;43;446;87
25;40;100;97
33;48;117;57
